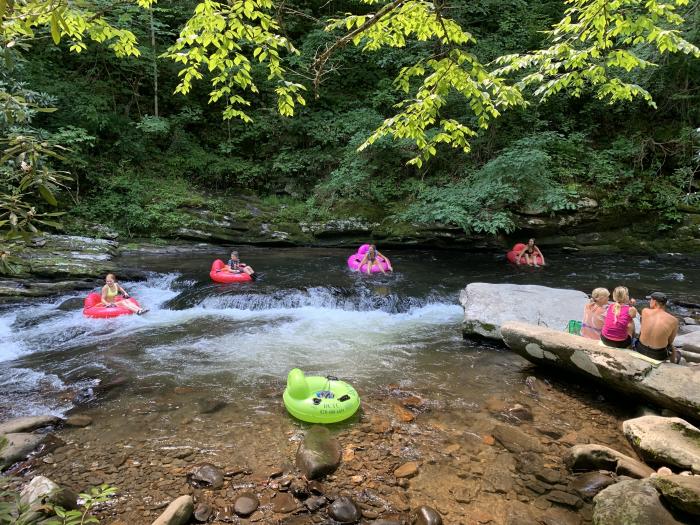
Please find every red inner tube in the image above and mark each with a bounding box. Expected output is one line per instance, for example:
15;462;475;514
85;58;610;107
83;292;141;318
507;243;544;265
210;259;253;283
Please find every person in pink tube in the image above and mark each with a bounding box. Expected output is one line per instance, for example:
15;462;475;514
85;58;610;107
356;244;393;275
600;286;637;348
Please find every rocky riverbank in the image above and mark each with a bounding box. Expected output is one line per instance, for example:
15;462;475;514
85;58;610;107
1;370;669;524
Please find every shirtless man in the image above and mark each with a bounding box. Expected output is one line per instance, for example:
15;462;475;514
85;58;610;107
636;292;679;362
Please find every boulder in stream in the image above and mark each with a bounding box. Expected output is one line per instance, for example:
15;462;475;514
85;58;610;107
295;426;341;480
593;479;680;525
500;321;700;421
0;415;62;435
460;283;588;340
651;474;700;516
0;433;47;470
623;416;700;474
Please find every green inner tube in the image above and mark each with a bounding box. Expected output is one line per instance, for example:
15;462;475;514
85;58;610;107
283;368;360;424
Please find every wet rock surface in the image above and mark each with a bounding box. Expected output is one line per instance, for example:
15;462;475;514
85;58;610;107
592;479;681;525
295;425;341;480
651;474;700;516
623;416;700;474
18;373;645;524
328;496;362;523
501;321;700;421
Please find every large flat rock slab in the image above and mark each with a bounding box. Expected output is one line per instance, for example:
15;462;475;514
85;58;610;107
460;283;588;339
501;321;700;421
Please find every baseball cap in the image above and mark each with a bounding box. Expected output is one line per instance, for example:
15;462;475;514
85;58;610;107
646;292;668;305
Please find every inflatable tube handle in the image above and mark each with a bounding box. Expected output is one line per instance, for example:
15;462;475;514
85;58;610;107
286;368;310;400
326;375;338;381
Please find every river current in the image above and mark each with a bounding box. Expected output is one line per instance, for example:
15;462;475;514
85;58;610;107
1;246;699;421
1;246;700;522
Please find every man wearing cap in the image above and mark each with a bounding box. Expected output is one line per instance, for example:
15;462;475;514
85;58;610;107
636;292;679;362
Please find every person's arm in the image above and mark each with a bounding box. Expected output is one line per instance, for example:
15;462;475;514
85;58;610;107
535;247;545;265
352;254;363;271
118;284;129;298
377;251;392;270
516;246;526;262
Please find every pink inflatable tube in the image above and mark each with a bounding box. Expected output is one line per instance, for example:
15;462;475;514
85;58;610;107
347;244;390;273
83;293;141;318
506;243;544;266
210;259;253;283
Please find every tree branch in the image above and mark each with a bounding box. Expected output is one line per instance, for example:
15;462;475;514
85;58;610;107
312;0;405;97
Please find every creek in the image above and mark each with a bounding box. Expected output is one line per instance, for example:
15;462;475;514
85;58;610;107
1;246;699;522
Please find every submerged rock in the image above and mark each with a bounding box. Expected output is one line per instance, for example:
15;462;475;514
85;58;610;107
501;321;700;421
411;506;443;525
592;479;679;525
233;492;259;517
460;283;588;340
623;416;700;473
186;463;225;489
328;496;362;523
295;426;341;480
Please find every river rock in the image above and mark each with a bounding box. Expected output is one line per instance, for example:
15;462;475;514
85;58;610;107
193;502;213;522
411;506;443;525
623;416;700;473
65;415;93;427
57;297;85;311
493;423;545;454
186;463;225;489
0;433;46;470
500;321;700;421
151;495;193;525
233;492;259;517
592;479;680;525
674;332;700;353
271;492;297;513
394;461;419;478
295;426;341;480
570;472;617;500
564;444;654;478
460;283;588;339
0;415;62;434
328;496;362;523
651;474;700;516
20;475;78;511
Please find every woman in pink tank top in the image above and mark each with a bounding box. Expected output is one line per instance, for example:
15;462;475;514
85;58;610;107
601;286;637;348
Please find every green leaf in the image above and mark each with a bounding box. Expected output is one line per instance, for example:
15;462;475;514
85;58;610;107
38;185;58;207
50;12;61;45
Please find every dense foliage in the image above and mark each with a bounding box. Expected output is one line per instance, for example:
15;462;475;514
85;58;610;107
1;0;699;241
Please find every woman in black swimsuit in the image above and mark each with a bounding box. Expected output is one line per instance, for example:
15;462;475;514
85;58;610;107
516;238;545;267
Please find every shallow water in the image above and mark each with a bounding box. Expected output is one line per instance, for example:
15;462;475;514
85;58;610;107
1;247;699;522
2;247;699;421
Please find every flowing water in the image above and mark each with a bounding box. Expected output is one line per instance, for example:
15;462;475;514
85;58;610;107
1;246;699;522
